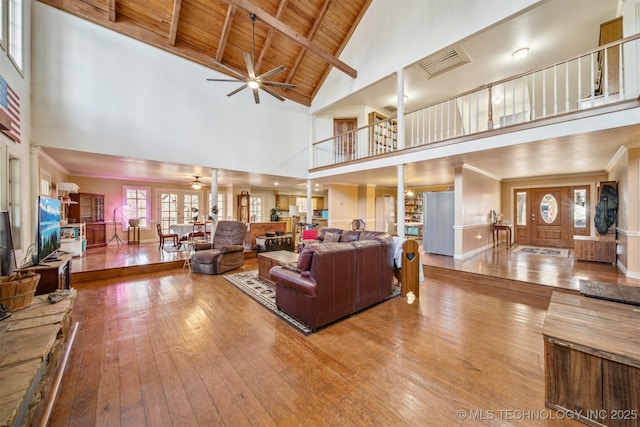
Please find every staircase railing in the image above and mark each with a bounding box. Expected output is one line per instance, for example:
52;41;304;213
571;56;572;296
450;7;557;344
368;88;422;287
312;33;640;169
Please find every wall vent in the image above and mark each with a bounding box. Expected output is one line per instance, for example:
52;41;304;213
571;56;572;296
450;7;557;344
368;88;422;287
416;44;470;79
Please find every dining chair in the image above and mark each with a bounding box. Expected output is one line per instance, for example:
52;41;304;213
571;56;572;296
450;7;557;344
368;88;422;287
156;223;179;250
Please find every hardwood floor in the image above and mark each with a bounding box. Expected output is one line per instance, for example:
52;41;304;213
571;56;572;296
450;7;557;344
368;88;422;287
47;243;635;426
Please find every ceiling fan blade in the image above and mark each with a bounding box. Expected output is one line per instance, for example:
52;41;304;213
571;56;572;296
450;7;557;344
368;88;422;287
256;65;287;81
206;78;245;83
211;59;247;80
263;81;297;89
261;86;285;102
244;52;256;79
227;84;249;97
252;87;260;104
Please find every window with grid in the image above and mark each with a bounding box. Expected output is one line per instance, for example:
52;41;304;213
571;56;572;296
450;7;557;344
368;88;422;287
250;196;262;222
183;194;200;222
208;193;224;220
8;0;23;71
123;186;150;229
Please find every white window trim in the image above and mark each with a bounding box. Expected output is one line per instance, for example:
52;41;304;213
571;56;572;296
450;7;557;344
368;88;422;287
7;0;23;73
122;185;151;231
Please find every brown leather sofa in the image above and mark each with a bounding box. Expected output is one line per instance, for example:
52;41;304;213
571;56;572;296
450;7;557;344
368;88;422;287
191;221;247;275
269;228;395;331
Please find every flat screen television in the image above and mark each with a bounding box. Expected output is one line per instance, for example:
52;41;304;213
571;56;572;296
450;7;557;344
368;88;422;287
34;196;62;264
0;210;16;276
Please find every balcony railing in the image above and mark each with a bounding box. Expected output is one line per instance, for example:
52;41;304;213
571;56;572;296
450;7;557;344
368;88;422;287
312;33;640;169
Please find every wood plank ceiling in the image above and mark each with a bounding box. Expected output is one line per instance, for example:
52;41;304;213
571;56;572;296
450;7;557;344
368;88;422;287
37;0;370;106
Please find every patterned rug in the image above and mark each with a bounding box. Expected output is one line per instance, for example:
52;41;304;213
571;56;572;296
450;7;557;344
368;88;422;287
511;245;569;257
222;270;313;335
223;270;402;335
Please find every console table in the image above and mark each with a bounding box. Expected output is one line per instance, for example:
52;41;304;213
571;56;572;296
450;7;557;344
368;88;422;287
493;223;512;248
543;291;640;426
18;253;73;296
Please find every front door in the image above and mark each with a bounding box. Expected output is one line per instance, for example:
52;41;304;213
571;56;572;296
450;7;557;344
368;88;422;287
514;186;590;248
532;188;565;247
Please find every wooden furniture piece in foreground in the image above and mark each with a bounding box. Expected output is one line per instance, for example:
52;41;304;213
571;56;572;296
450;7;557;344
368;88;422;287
0;290;76;427
493;223;512;248
574;235;617;264
543;291;640;427
18;252;73;296
400;239;420;298
258;250;299;286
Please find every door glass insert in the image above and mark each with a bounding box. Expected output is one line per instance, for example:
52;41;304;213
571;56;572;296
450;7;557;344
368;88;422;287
516;191;527;226
573;189;586;228
540;194;558;224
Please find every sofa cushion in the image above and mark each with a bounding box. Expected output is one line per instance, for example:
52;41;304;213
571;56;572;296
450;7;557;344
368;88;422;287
340;230;360;242
324;231;341;242
297;246;314;271
191;248;221;263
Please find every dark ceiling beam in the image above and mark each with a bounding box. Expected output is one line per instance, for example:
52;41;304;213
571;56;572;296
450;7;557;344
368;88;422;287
108;0;116;22
168;0;183;46
310;0;371;100
224;0;357;79
216;5;237;62
254;0;288;74
284;0;331;86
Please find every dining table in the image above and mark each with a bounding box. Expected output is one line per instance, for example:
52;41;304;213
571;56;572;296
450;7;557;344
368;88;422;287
170;223;198;240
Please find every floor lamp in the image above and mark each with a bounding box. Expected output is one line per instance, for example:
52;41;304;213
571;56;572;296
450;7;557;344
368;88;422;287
108;207;126;246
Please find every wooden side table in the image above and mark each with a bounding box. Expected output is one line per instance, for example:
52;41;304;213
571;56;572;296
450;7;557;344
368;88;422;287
493;223;512;248
128;226;140;244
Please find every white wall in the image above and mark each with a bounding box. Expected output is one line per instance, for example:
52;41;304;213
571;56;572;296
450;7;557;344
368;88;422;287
311;0;540;114
31;3;310;180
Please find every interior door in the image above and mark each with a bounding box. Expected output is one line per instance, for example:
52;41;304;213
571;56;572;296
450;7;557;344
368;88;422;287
531;188;566;247
333;118;357;162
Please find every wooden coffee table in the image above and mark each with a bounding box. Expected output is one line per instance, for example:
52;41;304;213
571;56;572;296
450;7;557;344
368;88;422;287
257;250;299;286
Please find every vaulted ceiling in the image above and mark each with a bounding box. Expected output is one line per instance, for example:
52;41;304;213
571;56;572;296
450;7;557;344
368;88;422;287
37;0;369;106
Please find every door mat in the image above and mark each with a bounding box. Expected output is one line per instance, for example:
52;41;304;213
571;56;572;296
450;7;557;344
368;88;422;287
511;245;569;258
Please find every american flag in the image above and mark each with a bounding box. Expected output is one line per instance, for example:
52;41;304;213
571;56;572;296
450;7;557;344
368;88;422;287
0;75;20;143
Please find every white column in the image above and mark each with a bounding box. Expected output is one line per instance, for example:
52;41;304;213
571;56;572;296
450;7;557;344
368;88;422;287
396;69;406;239
306;179;312;225
210;168;219;243
397;165;405;239
396;68;405;150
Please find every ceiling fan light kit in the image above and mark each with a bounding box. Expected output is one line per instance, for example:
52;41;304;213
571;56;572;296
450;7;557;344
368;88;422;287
191;176;202;190
207;13;297;104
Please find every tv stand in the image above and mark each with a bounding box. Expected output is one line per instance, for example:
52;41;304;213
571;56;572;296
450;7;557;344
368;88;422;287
18;252;72;295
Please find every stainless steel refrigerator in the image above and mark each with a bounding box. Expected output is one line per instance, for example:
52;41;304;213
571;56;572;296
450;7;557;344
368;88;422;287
423;191;454;256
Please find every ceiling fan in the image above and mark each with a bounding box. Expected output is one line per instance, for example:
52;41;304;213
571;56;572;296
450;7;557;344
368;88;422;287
207;13;297;104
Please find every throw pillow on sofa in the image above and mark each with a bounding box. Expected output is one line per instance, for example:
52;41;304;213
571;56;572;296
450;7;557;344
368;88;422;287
324;232;341;242
297;247;314;271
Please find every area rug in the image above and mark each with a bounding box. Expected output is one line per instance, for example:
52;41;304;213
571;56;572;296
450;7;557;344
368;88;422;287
223;271;312;334
512;245;569;257
162;244;189;253
223;270;401;335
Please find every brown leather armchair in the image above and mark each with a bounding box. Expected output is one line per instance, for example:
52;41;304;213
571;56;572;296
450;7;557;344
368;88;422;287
190;221;247;275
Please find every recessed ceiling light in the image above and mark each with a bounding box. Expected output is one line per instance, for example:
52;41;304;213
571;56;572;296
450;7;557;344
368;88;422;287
274;182;279;186
512;47;529;61
494;97;502;105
